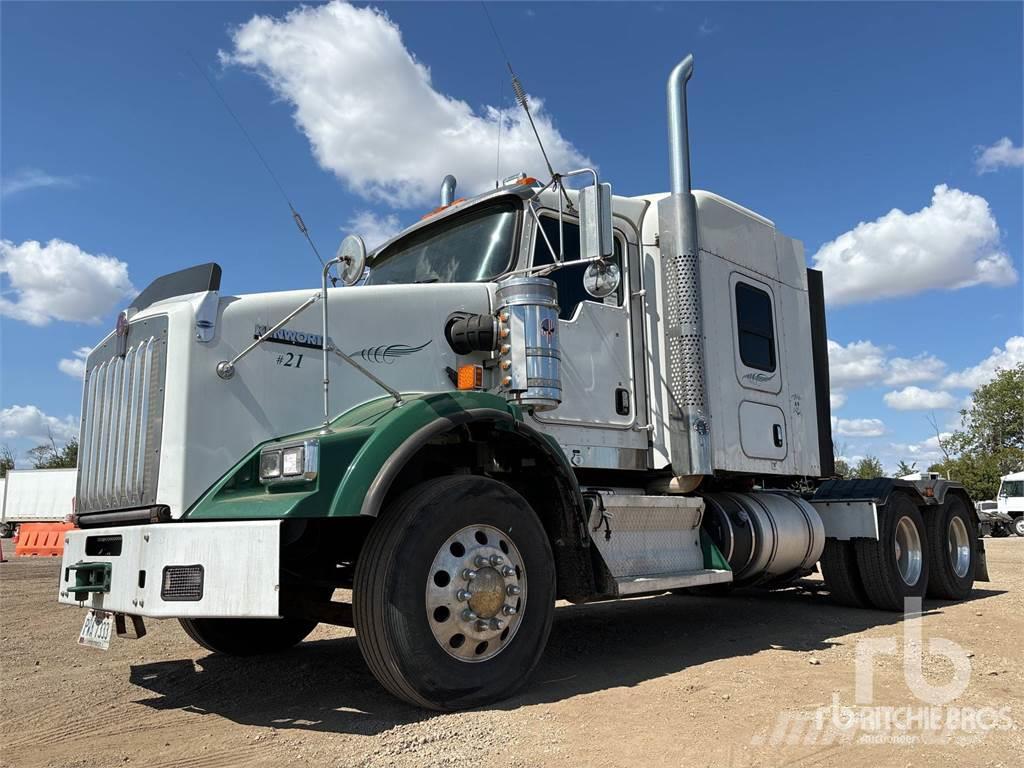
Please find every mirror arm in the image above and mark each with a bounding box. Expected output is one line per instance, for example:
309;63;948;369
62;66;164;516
527;202;560;266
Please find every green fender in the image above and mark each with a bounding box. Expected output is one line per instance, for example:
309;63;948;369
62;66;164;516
186;391;576;521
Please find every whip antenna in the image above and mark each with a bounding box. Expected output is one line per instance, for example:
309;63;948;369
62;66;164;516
187;51;336;284
480;3;567;205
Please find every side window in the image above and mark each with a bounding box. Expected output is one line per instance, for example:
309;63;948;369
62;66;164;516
735;282;776;372
532;216;623;320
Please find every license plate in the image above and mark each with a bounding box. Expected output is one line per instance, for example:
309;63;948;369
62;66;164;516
78;610;113;650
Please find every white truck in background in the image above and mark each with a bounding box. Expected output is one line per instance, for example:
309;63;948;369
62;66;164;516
997;471;1024;536
1;468;77;537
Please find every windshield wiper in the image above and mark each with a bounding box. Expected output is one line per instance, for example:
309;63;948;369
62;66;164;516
414;277;439;284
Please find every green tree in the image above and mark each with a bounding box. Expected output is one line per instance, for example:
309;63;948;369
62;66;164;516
895;460;918;477
940;364;1024;500
0;445;14;478
28;437;78;470
853;455;884;479
833;457;851;479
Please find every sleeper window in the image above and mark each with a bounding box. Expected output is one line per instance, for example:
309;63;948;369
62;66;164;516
735;282;776;372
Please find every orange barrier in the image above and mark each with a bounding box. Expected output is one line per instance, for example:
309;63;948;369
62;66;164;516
14;522;75;557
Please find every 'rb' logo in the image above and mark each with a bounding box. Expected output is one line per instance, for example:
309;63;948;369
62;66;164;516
854;597;972;706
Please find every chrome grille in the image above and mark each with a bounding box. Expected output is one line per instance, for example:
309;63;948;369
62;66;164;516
77;317;167;513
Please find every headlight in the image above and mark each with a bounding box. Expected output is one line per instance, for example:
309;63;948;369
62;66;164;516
259;439;318;484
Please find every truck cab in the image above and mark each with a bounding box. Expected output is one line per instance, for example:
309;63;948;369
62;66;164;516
997;471;1024;536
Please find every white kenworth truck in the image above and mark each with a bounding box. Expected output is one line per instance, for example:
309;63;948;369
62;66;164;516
58;55;987;709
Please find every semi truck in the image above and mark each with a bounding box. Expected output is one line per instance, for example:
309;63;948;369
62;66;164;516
1;468;77;537
57;54;987;710
996;470;1024;536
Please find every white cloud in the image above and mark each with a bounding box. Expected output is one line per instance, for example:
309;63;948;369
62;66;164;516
830;391;847;410
832;417;886;438
941;336;1024;390
812;185;1017;305
883;386;957;411
347;210;403;251
0;239;134;326
829;339;951;390
223;1;589;209
828;339;887;388
889;432;952;464
58;347;92;379
976;137;1024;174
883;353;946;386
0;405;78;445
1;168;78;198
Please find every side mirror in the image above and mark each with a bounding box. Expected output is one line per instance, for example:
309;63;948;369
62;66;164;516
578;181;613;261
583;260;621;299
336;234;367;286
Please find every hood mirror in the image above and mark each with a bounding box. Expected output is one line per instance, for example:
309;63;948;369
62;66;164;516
336;235;367;286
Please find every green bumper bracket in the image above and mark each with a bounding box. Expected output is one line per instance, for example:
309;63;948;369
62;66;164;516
67;561;112;596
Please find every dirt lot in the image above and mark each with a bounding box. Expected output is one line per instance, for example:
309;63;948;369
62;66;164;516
1;538;1021;768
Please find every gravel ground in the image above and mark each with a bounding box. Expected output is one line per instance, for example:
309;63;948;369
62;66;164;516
1;538;1021;768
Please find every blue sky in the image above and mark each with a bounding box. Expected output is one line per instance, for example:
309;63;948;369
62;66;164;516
2;1;1022;472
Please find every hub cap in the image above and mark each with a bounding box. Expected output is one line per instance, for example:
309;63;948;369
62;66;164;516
425;524;526;662
948;516;971;578
894;515;923;586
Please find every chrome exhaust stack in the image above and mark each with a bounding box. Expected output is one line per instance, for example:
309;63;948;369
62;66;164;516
658;54;712;476
440;174;457;207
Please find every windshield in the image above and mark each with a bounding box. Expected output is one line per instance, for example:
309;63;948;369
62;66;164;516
365;200;519;286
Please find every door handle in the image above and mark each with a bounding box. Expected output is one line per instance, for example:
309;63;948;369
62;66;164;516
772;424;784;448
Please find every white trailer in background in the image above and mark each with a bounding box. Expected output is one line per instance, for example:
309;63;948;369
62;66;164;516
1;468;77;537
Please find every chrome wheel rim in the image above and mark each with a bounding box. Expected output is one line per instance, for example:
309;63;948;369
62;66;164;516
948;516;971;578
894;516;923;586
425;524;526;663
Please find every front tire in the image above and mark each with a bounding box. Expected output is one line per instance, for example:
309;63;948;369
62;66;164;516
180;617;318;655
1013;516;1024;537
854;493;929;611
354;475;555;710
925;495;976;600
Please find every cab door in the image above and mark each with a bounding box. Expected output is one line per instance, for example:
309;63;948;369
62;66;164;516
527;213;649;466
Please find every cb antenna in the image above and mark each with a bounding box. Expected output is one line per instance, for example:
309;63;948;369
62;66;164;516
480;4;571;207
187;51;336;285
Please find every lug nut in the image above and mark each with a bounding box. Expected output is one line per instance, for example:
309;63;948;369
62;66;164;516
490;618;504;631
502;605;517;616
501;376;512;386
507;585;521;596
500;344;510;355
476;619;491;632
500;360;511;370
475;555;490;567
501;565;515;577
462;568;477;581
490;554;504;566
462;609;478;622
457;589;473;601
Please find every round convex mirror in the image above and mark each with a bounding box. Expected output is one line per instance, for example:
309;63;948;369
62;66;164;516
336;234;367;286
582;260;621;299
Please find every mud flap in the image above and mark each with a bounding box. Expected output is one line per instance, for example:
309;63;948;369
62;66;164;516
975;538;990;582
